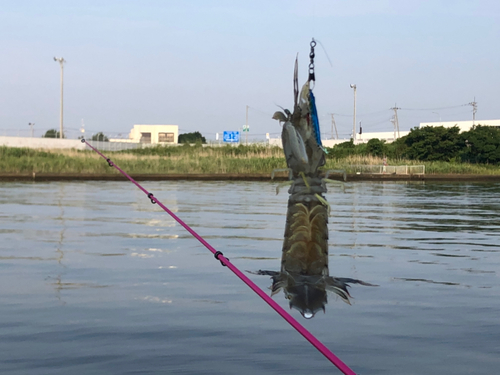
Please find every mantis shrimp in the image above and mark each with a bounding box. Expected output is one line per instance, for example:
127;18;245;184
255;50;374;319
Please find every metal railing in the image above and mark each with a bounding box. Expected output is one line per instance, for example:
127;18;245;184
85;141;143;151
348;165;425;175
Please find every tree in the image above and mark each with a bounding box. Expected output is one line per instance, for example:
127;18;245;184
326;140;356;158
403;125;463;161
43;129;64;138
178;131;206;144
365;138;386;157
385;137;408;160
462;125;500;164
91;132;109;142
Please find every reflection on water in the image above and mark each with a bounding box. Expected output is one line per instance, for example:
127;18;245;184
254;269;375;319
252;169;375;318
1;181;500;375
54;183;67;303
254;177;376;319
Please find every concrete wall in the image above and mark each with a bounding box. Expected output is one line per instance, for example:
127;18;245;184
0;136;86;150
0;136;149;151
356;131;410;143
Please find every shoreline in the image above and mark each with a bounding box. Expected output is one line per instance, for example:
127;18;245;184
2;173;500;182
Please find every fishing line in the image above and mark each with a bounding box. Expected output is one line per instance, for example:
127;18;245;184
315;39;334;68
81;139;357;375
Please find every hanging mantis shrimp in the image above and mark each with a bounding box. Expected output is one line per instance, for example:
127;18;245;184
254;41;375;319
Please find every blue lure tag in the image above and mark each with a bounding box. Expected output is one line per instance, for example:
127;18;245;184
308;90;328;154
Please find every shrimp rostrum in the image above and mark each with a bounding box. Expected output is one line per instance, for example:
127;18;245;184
255;57;375;319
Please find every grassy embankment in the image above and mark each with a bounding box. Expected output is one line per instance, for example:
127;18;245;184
0;145;285;175
1;145;500;175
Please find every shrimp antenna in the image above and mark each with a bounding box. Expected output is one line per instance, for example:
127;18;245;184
293;54;299;108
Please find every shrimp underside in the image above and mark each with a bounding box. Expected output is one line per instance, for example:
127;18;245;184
282;200;329;276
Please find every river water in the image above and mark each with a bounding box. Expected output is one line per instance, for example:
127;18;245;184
1;180;499;374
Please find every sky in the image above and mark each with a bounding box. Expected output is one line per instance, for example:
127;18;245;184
1;0;499;141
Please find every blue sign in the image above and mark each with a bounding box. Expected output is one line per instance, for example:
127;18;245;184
223;131;240;143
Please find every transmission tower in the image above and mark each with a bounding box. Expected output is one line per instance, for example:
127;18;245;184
390;104;400;139
330;114;338;139
469;97;477;125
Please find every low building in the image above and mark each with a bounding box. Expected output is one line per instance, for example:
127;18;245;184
124;124;179;144
355;131;410;144
419;119;500;132
270;131;410;148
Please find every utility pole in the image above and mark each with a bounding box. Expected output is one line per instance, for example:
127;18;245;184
53;57;66;139
469;97;477;126
330;114;338;139
80;119;85;139
245;105;249;145
350;84;357;141
390;104;400;139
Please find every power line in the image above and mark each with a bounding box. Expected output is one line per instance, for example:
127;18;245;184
360;117;393;127
359;109;391;116
330;109;391;118
247;106;274;118
416;110;473;120
399;103;469;111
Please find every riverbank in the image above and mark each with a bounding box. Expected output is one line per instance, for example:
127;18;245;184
2;145;500;181
2;172;500;182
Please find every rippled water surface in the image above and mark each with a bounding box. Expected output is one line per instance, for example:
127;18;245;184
1;180;499;374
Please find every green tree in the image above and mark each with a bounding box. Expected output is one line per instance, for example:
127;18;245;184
462;125;500;164
385;137;408;160
365;138;386;157
326;140;356;158
178;131;206;144
403;125;463;161
91;132;109;142
43;129;65;138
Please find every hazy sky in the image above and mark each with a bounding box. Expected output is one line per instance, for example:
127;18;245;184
1;0;499;140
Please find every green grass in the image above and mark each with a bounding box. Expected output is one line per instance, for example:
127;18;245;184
325;155;500;175
1;145;500;175
422;161;500;174
0;145;287;174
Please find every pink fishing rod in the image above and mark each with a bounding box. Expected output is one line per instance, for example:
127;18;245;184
82;139;357;375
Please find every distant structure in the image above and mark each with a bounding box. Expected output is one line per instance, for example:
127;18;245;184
355;131;410;144
270;131;411;148
419;119;500;132
110;124;179;144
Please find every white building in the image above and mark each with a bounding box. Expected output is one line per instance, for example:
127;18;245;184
354;131;410;144
110;124;179;144
269;131;410;148
419;119;500;132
